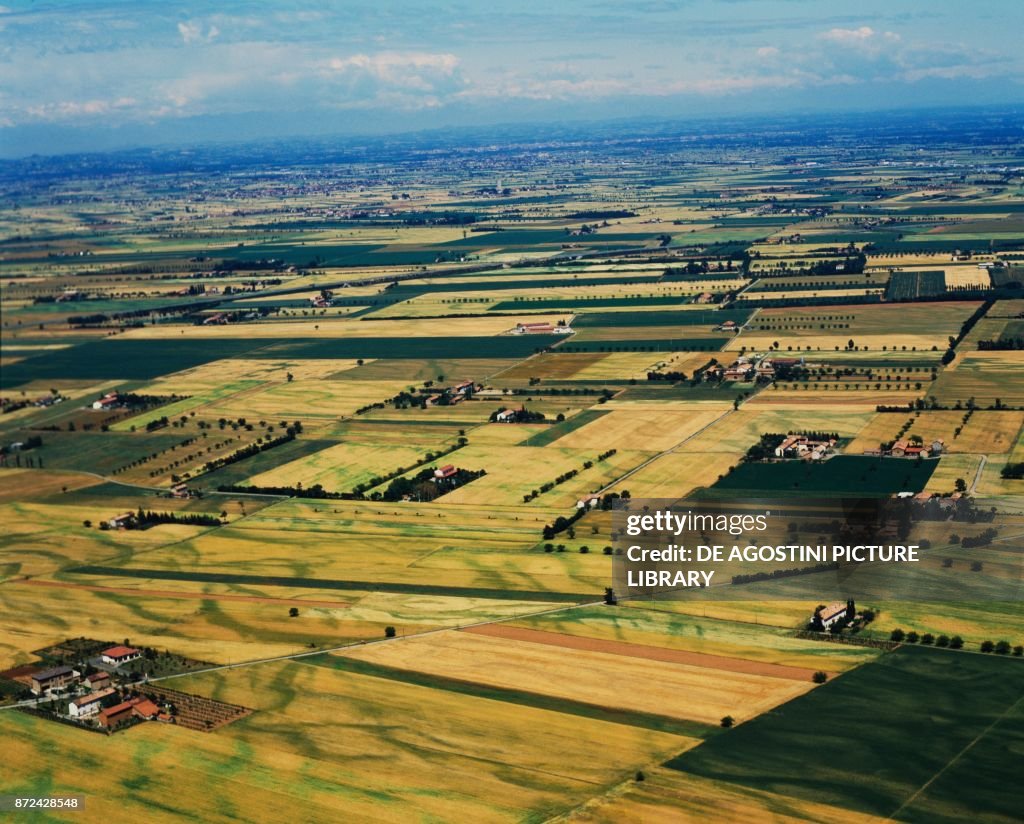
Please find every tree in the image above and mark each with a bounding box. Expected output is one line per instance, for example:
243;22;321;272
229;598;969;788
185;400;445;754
890;628;905;642
603;587;617;606
936;634;950;648
980;640;994;653
994;640;1011;655
385;626;397;638
921;633;934;645
720;715;734;728
634;771;646;782
906;631;920;643
955;477;967;493
82;520;92;528
949;635;964;649
289;607;299;618
812;671;828;684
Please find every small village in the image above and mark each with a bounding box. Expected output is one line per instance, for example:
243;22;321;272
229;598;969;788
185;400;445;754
1;639;250;735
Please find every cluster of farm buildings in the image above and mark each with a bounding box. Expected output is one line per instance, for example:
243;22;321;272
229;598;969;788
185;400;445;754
511;320;573;335
715;355;803;382
864;438;945;459
773;435;837;462
20;646;172;731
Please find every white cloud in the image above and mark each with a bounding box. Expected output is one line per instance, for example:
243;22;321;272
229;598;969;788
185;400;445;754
177;21;201;43
756;46;780;58
325;52;460;80
820;26;877;44
178;19;219;44
26;96;137;121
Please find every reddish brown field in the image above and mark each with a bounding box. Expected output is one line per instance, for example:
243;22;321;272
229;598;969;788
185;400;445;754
462;623;825;681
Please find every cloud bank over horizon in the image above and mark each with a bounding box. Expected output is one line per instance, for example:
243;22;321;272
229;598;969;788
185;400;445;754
1;0;1021;156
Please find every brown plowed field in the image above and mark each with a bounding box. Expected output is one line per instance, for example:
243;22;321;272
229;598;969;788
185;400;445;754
463;623;824;681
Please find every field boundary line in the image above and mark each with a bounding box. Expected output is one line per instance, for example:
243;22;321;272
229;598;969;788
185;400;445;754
887;692;1023;820
594;407;735;495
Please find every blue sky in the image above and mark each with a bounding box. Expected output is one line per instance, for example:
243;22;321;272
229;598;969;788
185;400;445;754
1;0;1022;156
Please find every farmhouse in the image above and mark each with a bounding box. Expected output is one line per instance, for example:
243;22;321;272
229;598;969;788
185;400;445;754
92;392;120;410
30;666;79;695
101;645;142;666
722;358;753;381
813;601;851;631
170;483;193;499
576;494;602;510
495;409;517;423
453;380;476;395
434;465;458;480
107;512;135;529
513;321;554;334
716;320;738;332
512;321;571;336
775;435;836;461
68;687;116;719
890;439;910;457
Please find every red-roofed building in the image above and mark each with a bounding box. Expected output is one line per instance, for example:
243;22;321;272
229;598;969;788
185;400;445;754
434;464;457;480
98;701;134;729
101;646;142;666
130;697;160;719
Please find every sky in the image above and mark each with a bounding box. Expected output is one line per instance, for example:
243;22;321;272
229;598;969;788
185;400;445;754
1;0;1022;157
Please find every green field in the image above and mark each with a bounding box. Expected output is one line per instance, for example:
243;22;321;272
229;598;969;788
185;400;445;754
709;455;938;496
668;646;1024;822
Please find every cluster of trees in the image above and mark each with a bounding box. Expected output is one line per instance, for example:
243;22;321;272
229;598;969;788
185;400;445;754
525;450;616;503
381;466;485;502
646;370;688;382
0;434;43;455
979;640;1023;655
1001;462;1024;480
523;467;581;502
737;562;840;589
941;298;994;365
146;416;170;432
978;335;1024;350
199;426;300;475
542;509;587;541
743;433;788;462
960;527;998;548
99;508;222;530
351;442;468;497
217;482;344;499
490;407;546;423
664;259;735;277
891;628;963;648
493;387;614;397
